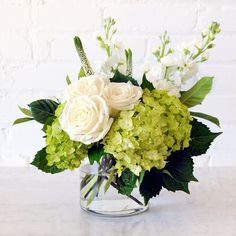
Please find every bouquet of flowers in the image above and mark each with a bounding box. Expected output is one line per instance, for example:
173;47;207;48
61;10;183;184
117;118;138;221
14;18;222;210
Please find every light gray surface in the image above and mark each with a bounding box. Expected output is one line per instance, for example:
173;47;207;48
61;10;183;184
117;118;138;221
0;167;235;236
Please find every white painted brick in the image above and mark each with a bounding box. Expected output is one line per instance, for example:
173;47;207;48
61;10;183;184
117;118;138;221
192;94;236;123
104;2;198;33
36;2;102;31
0;89;58;123
0;127;7;156
32;33;52;61
1;122;45;165
199;1;236;32
0;3;31;30
51;34;105;62
9;64;82;91
121;36;146;62
200;64;236;96
51;34;146;63
208;123;236;166
207;35;236;63
0;68;11;90
0;33;32;62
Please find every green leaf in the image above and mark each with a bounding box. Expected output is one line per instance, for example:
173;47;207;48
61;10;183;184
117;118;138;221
190;111;220;127
13;117;34;125
111;70;139;86
18;106;32;117
28;99;59;124
86;177;103;206
138;169;145;186
188;118;222;156
162;173;190;194
88;144;105;165
78;67;86;79
31;148;64;174
141;73;155;91
66;75;71;85
139;168;163;205
104;169;116;193
180;77;213;107
165;154;198;183
117;169;137;196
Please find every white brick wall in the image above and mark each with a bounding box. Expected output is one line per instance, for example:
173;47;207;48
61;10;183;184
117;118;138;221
0;0;235;167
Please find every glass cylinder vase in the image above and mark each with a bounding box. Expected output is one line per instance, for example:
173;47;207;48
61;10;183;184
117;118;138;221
80;162;148;217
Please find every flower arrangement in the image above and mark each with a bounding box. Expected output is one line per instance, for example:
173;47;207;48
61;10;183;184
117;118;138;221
14;18;222;209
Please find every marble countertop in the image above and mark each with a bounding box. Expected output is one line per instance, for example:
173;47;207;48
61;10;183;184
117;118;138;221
0;167;235;236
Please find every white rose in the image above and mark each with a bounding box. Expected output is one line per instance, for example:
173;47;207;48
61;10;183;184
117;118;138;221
59;95;113;145
154;80;180;98
103;82;143;116
65;74;109;101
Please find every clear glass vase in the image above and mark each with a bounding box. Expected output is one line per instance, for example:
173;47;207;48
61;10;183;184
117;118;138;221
80;160;148;217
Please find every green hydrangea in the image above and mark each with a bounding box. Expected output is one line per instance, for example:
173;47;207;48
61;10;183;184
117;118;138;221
45;105;88;170
103;89;192;175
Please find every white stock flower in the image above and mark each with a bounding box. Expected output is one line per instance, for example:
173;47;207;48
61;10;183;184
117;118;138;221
181;59;199;82
99;40;126;78
154;80;180;98
161;54;181;67
65;74;109;101
140;62;150;74
145;64;166;82
103;82;143;116
59;95;113;145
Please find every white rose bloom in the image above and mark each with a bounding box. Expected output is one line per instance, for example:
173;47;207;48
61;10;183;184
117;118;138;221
103;82;143;116
154;80;180;98
65;74;109;101
59;95;113;145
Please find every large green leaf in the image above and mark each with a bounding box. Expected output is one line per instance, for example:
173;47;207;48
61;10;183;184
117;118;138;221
190;111;220;127
31;148;64;174
162;173;190;194
139;168;163;205
165;154;198;183
139;118;221;204
13;117;34;125
188;118;222;156
88;144;105;165
180;77;213;107
117;169;138;196
28;99;59;124
141;73;155;91
111;70;139;86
